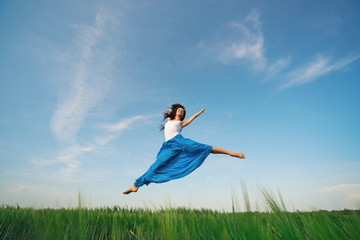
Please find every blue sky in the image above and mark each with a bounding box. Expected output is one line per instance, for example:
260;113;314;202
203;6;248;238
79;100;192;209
1;0;359;211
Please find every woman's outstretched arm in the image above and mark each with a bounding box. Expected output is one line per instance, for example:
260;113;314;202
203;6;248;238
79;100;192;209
180;109;205;128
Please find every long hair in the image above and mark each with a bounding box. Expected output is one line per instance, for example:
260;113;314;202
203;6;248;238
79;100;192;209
160;103;186;131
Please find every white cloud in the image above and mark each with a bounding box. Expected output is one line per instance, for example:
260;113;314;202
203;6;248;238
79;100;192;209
219;9;267;71
54;146;88;182
94;115;151;146
50;6;113;143
280;55;360;89
33;115;153;182
266;56;292;79
279;54;360;89
102;115;147;132
209;9;290;76
207;10;358;89
38;3;158;183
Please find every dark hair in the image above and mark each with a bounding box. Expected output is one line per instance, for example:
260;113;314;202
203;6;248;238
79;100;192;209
160;103;186;131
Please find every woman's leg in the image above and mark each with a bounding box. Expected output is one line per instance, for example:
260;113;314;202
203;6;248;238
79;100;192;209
211;146;246;159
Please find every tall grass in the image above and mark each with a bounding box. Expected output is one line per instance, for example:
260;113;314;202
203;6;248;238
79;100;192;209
1;188;359;239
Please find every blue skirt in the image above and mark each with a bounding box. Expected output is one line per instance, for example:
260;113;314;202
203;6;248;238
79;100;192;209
134;134;213;187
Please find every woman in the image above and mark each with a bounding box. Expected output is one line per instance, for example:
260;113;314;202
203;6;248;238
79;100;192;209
123;104;245;194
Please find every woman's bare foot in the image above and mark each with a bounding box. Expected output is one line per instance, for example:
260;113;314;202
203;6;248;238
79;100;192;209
123;185;139;194
231;152;246;159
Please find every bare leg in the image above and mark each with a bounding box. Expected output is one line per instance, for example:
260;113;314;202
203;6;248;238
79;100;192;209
123;184;139;194
211;146;246;159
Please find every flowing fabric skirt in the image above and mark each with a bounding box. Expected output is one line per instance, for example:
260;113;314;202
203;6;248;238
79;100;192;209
134;134;213;187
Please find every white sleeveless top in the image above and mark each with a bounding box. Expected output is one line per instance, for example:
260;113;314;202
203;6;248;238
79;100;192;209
164;120;182;141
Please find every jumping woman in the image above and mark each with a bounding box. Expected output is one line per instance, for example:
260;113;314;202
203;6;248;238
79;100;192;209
123;104;246;194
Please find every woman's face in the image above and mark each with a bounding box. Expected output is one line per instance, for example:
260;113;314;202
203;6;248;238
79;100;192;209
176;108;185;118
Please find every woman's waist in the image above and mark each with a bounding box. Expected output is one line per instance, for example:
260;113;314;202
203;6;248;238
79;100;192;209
164;131;182;141
164;133;183;143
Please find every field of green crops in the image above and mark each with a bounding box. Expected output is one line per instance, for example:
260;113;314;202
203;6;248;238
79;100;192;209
1;189;360;239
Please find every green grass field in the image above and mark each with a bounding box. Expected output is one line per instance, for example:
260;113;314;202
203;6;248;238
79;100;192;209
1;189;360;239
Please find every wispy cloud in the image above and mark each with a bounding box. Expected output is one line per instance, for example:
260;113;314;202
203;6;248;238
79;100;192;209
33;115;153;182
50;6;113;143
266;56;292;79
219;9;267;71
207;9;359;90
54;146;89;182
39;4;156;182
279;54;360;89
94;115;151;147
207;9;290;75
102;115;147;132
